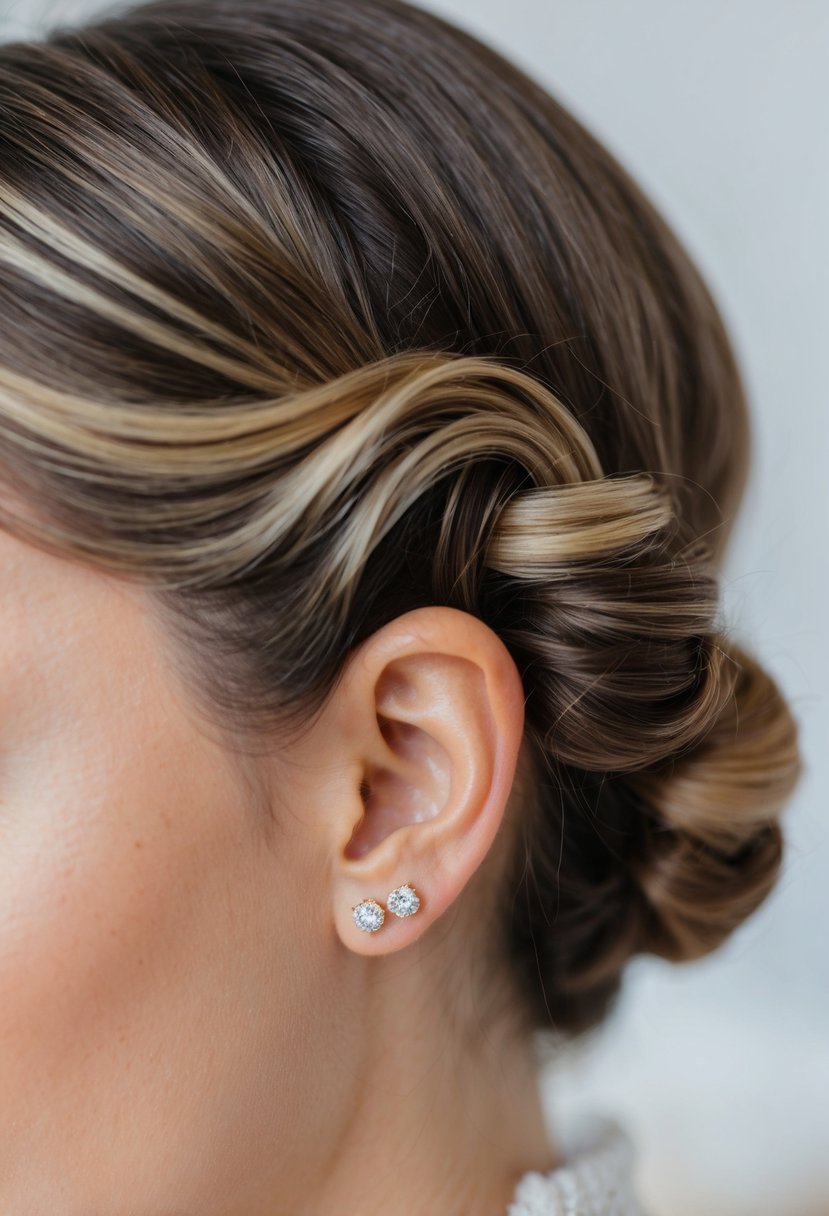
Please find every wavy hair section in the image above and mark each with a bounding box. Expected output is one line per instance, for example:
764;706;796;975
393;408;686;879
0;0;803;1036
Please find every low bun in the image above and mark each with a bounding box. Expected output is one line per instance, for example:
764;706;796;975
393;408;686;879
628;637;801;959
439;374;803;1036
481;428;802;1034
501;614;802;1034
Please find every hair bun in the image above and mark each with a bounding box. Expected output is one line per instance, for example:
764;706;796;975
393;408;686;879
487;442;803;1034
626;635;802;960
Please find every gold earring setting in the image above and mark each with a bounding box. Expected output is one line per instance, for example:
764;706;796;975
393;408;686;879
352;883;421;933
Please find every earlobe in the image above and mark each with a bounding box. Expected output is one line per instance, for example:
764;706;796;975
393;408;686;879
329;606;525;957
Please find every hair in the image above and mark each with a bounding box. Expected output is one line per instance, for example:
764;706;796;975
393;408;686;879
0;0;802;1039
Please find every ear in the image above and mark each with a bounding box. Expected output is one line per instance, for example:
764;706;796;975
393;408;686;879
325;606;526;956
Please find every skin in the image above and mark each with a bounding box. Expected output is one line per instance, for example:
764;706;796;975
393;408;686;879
0;522;560;1215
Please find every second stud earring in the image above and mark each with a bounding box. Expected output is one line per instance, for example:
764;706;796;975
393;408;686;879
387;882;421;918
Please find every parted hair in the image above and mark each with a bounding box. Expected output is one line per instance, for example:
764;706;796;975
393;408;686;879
0;0;802;1037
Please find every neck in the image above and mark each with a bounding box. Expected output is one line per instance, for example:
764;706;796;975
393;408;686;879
300;951;561;1216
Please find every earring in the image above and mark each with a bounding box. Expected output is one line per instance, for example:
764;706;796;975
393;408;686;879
387;882;421;918
352;898;385;933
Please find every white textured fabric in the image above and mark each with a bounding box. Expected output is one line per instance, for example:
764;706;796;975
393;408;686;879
506;1116;646;1216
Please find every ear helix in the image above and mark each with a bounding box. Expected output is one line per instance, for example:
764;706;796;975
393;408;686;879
352;883;421;933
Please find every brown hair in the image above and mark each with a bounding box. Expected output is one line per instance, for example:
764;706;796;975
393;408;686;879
0;0;802;1037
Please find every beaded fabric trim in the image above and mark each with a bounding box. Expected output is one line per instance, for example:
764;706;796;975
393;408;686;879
506;1117;646;1216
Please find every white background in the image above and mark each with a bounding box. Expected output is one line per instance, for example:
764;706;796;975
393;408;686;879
2;2;828;1213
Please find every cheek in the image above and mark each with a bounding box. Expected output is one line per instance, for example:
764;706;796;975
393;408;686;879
0;545;328;1205
0;698;259;1194
3;777;193;1062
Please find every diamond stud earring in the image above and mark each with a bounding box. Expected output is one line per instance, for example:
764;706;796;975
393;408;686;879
386;882;421;918
352;898;385;933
